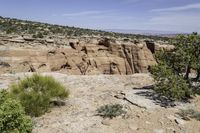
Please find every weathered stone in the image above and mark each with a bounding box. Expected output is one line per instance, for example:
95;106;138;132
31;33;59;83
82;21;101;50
154;129;164;133
114;94;125;99
167;115;186;125
0;37;173;75
23;37;35;41
123;89;160;110
46;39;54;43
101;119;111;126
9;39;25;43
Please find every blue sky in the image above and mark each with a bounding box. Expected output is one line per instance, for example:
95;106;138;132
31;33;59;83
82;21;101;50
0;0;200;32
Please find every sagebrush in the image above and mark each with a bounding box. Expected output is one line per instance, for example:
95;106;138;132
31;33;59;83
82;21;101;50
0;90;33;133
97;104;125;119
10;74;69;117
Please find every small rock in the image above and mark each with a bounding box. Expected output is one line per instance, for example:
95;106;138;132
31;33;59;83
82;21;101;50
136;114;140;118
46;39;54;43
167;115;186;125
166;127;176;133
159;120;164;126
145;121;151;124
50;99;66;106
101;119;110;126
175;118;185;125
114;94;124;99
154;129;164;133
129;125;139;131
23;37;35;41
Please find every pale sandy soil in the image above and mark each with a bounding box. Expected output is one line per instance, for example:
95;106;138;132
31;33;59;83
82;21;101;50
0;72;200;133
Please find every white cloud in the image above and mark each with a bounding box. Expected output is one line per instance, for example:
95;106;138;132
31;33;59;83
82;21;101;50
145;13;200;32
62;11;105;17
59;5;200;33
62;10;135;21
151;3;200;12
59;10;137;29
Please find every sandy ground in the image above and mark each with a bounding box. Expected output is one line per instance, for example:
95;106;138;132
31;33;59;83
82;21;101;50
0;72;200;133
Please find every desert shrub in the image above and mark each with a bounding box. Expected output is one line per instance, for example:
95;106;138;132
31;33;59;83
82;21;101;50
32;34;37;38
150;64;192;100
149;33;200;101
0;90;33;133
37;32;44;38
97;104;125;119
10;74;69;117
178;109;200;121
32;32;43;38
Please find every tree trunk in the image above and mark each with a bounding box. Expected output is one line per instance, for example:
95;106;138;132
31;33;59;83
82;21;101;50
195;68;200;81
184;64;191;80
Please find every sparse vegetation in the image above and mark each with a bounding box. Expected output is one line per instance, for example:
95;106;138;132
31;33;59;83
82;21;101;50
32;32;44;38
97;104;125;119
0;90;33;133
9;74;69;117
0;16;170;41
150;64;192;100
178;109;200;121
150;33;200;101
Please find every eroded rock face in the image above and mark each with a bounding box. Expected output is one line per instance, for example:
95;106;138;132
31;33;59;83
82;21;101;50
0;36;169;75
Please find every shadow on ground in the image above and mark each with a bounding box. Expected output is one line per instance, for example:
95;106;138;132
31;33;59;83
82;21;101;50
133;85;190;108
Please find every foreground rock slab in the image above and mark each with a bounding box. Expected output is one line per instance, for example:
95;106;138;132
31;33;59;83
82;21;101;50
123;89;160;110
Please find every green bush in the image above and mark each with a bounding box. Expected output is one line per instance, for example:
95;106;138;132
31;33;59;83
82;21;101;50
0;90;33;133
32;32;43;38
149;33;200;101
10;74;69;117
32;34;37;38
97;104;125;119
37;32;44;38
150;64;192;100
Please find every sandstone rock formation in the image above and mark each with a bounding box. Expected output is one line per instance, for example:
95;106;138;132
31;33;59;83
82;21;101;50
0;35;171;75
